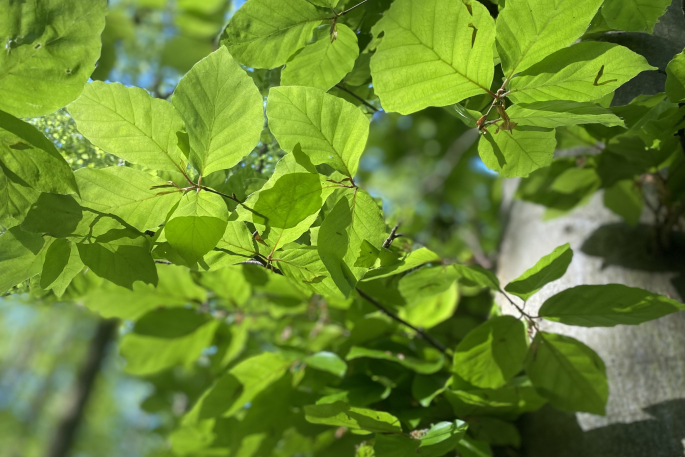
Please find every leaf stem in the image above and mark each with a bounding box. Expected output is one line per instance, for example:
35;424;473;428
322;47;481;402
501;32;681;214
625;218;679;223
499;288;540;331
356;288;451;355
339;0;369;16
335;84;379;112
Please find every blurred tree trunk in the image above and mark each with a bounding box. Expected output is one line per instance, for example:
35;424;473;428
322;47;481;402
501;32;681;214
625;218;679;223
45;319;117;457
497;3;685;456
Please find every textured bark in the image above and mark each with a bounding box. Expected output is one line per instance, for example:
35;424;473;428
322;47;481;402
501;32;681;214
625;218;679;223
497;3;685;456
45;319;117;457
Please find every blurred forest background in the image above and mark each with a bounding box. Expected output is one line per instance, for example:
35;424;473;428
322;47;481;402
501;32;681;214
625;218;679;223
0;1;501;456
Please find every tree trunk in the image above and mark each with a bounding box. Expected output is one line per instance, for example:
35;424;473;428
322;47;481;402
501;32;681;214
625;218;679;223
45;319;117;457
497;3;685;455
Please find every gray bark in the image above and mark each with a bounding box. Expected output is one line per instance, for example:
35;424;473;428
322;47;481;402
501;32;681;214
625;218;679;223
497;3;685;456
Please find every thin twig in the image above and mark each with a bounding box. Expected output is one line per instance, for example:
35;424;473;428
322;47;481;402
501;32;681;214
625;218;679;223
356;288;450;355
154;260;172;265
339;0;369;16
335;84;379;112
200;185;243;204
499;289;540;331
382;223;403;248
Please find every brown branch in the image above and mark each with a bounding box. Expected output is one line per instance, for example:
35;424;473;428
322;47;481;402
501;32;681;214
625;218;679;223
382;223;403;248
356;288;450;355
335;84;379;112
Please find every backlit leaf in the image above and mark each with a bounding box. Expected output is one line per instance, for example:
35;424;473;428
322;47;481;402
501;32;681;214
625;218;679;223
370;0;496;114
504;243;573;301
601;0;671;34
478;126;556;178
665;50;685;103
506;101;625;128
304;401;402;434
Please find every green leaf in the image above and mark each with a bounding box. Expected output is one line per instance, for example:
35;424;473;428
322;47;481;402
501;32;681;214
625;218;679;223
538;284;685;327
455;436;493;457
121;313;219;376
496;0;603;77
453;316;528;389
603;180;644;226
506;101;625;128
220;0;323;69
318;189;386;296
525;332;608;415
252;173;322;229
185;352;293;421
20;194;83;238
375;420;467;457
346;346;444;375
75;167;182;232
507;42;655;104
469;417;521;448
304;351;347;378
77;227;158;289
666;50;685;103
68;81;187;172
452;264;500;290
369;0;496;114
478;126;556;178
364;248;442;280
84;265;206;320
412;374;450;407
0;163;40;229
281;24;359;91
399;265;459;303
40;239;84;297
401;283;459;330
0;0;107;117
166;191;228;264
0;226;51;293
304;401;402;434
276;246;345;299
445;379;546;419
0;110;77;194
601;0;671;34
267;86;370;179
171;47;264;176
504;243;573;301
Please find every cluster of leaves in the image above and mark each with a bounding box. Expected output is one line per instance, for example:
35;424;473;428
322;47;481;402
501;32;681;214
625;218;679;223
1;0;685;456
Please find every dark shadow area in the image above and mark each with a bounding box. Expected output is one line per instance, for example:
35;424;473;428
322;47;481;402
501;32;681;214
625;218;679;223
518;400;685;457
581;223;685;298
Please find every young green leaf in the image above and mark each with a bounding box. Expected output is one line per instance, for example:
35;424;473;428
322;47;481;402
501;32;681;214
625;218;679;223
603;180;644;226
538;284;685;327
304;351;347;378
453;316;528;389
601;0;671;34
267;86;370;179
185;352;293;421
665;50;685;103
445;380;547;419
171;47;264;176
77;228;158;289
0;163;39;228
496;0;603;78
165;191;229;264
40;239;84;297
276;246;345;299
364;247;442;280
525;332;608;415
84;265;207;320
346;346;444;375
452;264;500;290
304;401;402;434
374;420;467;457
401;283;459;330
0;110;77;194
75;167;182;232
478;126;557;178
121;315;219;376
281;24;359;91
0;0;107;118
370;0;496;114
252;173;323;229
504;243;573;301
220;0;323;69
506;101;625;128
399;265;460;303
318;189;386;296
0;226;51;294
68;82;187;172
507;42;655;104
20;194;84;238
